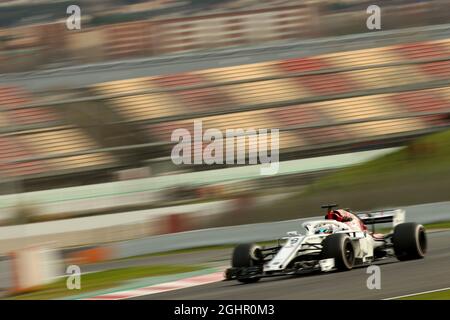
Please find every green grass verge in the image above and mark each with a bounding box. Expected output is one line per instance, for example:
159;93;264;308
399;289;450;300
123;245;234;259
8;264;204;300
378;220;450;234
423;221;450;230
118;240;279;261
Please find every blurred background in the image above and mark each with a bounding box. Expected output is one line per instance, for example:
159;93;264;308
0;0;449;299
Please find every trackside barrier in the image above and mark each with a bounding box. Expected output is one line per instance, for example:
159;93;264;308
107;217;320;260
66;246;114;265
62;213;193;264
107;201;450;260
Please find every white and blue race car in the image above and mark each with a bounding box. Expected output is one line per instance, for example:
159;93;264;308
225;204;427;283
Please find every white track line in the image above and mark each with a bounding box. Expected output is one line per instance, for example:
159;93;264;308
383;287;450;300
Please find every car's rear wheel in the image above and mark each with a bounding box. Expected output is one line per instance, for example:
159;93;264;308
321;233;355;271
393;223;427;261
231;243;262;283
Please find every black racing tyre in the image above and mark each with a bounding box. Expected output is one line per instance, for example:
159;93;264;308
321;233;355;271
393;223;427;261
236;276;260;284
231;243;262;283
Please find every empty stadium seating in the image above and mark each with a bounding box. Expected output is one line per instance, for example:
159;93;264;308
0;136;48;177
146;87;448;152
0;127;115;177
22;128;115;171
0;87;115;178
92;38;450;120
0;86;60;129
2;38;450;179
89;38;450;158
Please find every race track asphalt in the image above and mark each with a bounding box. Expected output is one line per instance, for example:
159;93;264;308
130;230;450;300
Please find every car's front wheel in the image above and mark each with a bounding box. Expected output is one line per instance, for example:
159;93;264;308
231;243;262;283
321;233;355;271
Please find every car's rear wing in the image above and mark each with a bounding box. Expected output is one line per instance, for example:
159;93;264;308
357;209;405;227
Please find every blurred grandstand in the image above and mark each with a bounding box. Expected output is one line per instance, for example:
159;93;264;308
0;0;449;72
1;36;450;192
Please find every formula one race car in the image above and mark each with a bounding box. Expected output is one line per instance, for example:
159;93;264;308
225;204;427;283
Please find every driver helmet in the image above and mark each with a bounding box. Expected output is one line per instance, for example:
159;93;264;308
315;226;333;234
